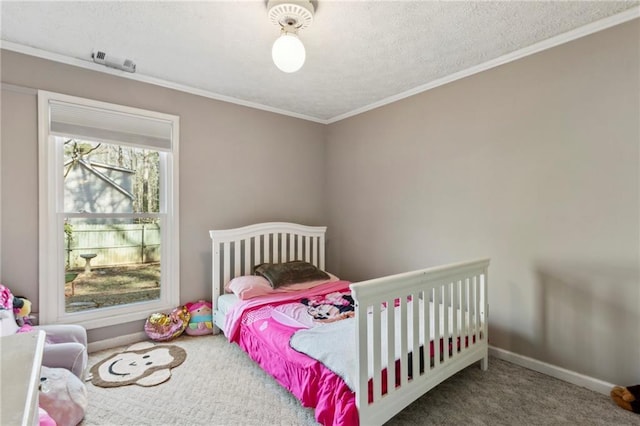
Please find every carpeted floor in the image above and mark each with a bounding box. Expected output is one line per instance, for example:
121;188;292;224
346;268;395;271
81;334;638;425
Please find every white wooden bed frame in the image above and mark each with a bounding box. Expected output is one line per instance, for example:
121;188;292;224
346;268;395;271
210;222;489;426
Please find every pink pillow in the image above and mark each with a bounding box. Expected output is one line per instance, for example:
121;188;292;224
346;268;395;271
226;273;339;300
225;275;272;300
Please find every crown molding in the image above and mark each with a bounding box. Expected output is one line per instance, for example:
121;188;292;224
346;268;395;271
0;41;328;125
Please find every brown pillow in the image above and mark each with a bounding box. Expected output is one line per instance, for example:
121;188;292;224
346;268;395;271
254;261;330;289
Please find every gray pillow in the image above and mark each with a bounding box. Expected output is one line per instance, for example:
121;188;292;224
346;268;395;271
254;261;330;289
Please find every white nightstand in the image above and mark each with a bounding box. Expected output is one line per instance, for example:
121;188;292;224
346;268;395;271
1;330;46;426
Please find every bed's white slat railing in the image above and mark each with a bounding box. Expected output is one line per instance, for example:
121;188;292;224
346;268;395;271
385;297;396;396
223;241;231;286
273;233;280;263
243;238;251;276
372;303;382;398
451;282;458;357
351;258;490;426
399;296;409;387
288;234;295;262
234;239;241;278
210;222;327;334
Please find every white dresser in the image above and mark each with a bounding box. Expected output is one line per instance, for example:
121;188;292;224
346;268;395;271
1;330;46;426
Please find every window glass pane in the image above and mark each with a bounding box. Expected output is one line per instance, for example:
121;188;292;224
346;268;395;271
64;217;161;313
62;138;160;213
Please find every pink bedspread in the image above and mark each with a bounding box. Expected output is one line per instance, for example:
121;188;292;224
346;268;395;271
225;281;359;426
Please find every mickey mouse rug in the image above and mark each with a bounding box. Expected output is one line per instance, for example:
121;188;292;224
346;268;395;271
90;342;186;388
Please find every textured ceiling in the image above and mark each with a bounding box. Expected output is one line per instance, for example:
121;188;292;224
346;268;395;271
1;1;638;123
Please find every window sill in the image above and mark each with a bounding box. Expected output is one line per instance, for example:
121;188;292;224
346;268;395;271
45;299;176;330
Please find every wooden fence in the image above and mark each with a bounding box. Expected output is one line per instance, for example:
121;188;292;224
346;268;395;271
65;223;160;270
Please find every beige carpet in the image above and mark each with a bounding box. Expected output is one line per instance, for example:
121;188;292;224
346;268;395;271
81;334;638;425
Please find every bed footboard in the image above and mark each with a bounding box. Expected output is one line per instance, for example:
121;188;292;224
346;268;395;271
350;258;490;426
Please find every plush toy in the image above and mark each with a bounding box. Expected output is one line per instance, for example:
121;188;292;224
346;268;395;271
13;295;33;332
0;284;11;311
144;306;190;342
611;385;640;414
184;300;213;336
14;296;31;319
39;366;88;426
0;284;32;333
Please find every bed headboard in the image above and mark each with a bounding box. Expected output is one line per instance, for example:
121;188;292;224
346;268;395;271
209;222;327;312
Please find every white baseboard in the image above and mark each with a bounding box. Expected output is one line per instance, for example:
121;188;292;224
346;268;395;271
88;331;147;353
489;346;615;396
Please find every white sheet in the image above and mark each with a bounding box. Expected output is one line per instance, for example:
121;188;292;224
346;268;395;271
216;294;240;332
291;317;357;389
291;300;478;392
217;294;239;316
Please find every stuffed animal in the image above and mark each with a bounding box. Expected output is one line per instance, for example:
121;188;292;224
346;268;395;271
0;284;11;311
13;295;33;332
184;300;213;336
39;366;88;426
144;306;190;342
0;284;32;333
611;385;640;413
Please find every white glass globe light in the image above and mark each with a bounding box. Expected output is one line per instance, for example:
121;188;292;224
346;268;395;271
272;32;306;73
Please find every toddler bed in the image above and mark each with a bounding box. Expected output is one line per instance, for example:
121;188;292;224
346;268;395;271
210;222;489;426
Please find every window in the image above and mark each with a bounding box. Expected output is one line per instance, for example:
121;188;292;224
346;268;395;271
38;91;179;329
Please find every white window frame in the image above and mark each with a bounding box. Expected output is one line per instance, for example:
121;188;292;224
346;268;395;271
38;90;179;329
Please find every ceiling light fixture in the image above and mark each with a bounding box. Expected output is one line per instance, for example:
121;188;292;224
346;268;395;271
267;0;314;73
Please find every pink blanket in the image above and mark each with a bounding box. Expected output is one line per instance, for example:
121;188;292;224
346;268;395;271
225;281;358;426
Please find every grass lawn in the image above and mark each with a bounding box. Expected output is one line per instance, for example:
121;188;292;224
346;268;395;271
65;263;160;312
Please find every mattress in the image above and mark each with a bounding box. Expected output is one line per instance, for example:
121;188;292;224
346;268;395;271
217;294;239;316
215;294;239;333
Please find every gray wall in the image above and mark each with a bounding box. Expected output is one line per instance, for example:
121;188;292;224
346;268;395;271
325;20;639;386
0;50;327;343
1;19;638;386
